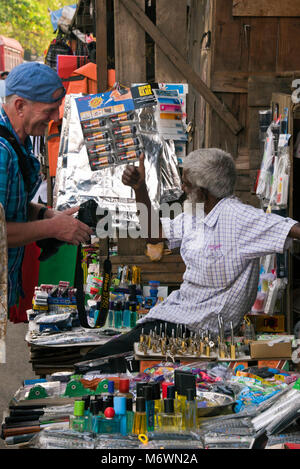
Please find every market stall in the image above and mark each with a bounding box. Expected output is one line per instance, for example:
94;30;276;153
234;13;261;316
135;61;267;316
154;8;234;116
2;0;300;453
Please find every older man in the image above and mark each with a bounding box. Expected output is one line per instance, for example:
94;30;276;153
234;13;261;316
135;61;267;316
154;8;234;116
82;148;300;360
0;62;93;310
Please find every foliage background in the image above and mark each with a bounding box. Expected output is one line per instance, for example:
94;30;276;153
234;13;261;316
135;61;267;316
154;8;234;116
0;0;74;59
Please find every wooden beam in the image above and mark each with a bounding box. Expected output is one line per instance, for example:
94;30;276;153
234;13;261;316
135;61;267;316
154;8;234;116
232;0;300;17
114;0;146;86
120;0;243;135
95;0;108;92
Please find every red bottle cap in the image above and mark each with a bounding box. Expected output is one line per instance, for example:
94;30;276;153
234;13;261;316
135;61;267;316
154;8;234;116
104;407;115;419
161;382;174;399
119;378;130;393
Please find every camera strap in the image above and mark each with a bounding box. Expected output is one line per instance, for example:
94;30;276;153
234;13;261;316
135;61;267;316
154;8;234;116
75;237;112;329
95;239;112;328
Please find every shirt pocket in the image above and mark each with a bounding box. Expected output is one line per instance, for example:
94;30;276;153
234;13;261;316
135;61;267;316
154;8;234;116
198;247;243;289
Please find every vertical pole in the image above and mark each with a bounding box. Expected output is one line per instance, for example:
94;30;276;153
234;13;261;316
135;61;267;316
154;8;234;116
96;0;108;92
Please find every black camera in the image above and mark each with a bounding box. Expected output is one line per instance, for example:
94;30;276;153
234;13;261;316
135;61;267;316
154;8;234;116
36;200;98;261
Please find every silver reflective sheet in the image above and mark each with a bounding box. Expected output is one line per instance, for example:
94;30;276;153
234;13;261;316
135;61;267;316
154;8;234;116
53;95;183;228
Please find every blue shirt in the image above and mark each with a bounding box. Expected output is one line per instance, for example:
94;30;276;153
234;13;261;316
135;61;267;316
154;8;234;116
0;108;41;307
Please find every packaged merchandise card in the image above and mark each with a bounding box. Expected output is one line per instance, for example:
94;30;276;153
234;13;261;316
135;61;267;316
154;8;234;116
75;85;156;171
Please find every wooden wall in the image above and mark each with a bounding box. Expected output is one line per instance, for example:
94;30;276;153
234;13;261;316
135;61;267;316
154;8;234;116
207;0;300;207
99;0;300;254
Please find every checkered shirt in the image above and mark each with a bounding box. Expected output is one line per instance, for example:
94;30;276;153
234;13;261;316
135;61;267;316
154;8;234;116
0;108;41;307
138;197;297;335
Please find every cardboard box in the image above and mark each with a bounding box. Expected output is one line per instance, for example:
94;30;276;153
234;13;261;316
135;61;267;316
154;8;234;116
250;340;292;359
247;314;285;333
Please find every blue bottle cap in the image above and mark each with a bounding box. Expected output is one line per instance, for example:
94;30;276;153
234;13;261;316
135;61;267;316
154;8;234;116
113;396;126;415
108;380;115;393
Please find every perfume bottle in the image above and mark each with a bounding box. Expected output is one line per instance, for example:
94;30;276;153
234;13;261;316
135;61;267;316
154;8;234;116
113;396;127;435
102;395;114;413
136;381;148;398
69;400;88;432
114;301;123;329
122;300;131;328
174;370;196;430
184;388;197;431
157;398;183;432
94;395;104;416
132;396;147;436
143;385;155;432
106;300;115;328
129;302;137;328
82;395;92;431
97;407;121;434
149;381;162;427
161;381;174;399
126;397;134;434
165;384;181;414
89;399;100;434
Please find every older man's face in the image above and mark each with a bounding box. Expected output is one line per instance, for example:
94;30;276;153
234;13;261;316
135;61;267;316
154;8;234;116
182;170;205;203
21;100;60;136
20;87;63;137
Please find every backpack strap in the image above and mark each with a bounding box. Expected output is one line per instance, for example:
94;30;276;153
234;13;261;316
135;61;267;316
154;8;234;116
0;125;31;193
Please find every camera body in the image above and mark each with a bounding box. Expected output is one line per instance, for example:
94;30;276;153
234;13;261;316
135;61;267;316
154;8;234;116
36;200;98;261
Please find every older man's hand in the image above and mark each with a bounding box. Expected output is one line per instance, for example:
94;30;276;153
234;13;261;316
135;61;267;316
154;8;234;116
122;153;146;191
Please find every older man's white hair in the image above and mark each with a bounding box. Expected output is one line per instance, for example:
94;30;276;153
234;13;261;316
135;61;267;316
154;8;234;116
183;148;237;199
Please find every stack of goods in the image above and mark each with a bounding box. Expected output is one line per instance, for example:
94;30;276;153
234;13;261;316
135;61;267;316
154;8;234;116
2;360;300;449
28;282;79;335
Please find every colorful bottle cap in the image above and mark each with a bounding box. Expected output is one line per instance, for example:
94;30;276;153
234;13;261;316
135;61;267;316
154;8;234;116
119;378;130;393
104;407;115;419
113;396;126;415
74;400;85;416
108;380;115;393
162;381;174;399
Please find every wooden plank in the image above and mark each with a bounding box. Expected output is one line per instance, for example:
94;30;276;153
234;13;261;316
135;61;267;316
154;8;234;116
235;191;261;208
95;0;107;92
248;18;279;73
277;19;300;72
105;254;184;264
232;0;300;17
213;0;246;73
212;72;300;94
155;0;188;83
237;93;248;153
235;147;249;170
117;238;147;256
235;170;257;192
187;0;211;151
248;75;293;107
100;253;185;285
207;92;244;158
120;0;243;135
114;0;146;86
212;71;249;93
